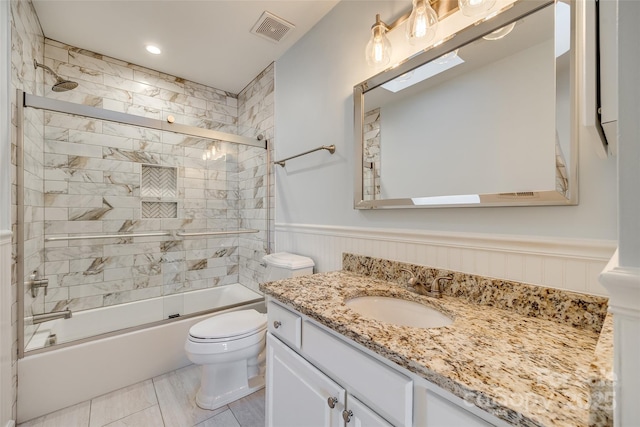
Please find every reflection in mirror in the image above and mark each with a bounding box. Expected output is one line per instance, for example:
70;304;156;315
355;0;576;209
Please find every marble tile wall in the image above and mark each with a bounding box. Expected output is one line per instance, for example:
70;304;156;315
237;63;274;293
363;108;380;201
41;115;243;313
10;0;45;419
13;38;267;316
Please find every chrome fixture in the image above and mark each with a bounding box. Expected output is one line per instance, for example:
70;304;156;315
273;144;335;167
327;397;338;409
408;272;453;298
365;0;499;67
32;310;72;325
46;333;57;346
399;268;418;286
26;271;49;298
33;60;78;92
426;274;454;298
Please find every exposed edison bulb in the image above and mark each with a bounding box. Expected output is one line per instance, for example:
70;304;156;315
405;0;438;45
365;15;392;67
458;0;497;17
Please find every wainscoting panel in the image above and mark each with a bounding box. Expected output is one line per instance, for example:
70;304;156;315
275;223;617;297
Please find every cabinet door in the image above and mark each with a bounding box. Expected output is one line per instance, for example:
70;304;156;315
426;390;495;427
345;395;393;427
266;333;345;427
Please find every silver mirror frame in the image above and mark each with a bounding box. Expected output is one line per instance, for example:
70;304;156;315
354;0;579;209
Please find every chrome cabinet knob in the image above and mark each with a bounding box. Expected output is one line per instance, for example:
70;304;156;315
327;396;338;409
342;409;353;423
273;320;282;329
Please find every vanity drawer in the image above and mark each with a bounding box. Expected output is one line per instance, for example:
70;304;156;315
302;321;413;427
267;301;301;349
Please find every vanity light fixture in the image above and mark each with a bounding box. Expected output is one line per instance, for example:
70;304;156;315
145;45;162;55
405;0;438;45
365;0;462;67
366;2;438;67
365;14;393;66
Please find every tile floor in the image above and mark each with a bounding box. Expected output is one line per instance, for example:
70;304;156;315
18;364;265;427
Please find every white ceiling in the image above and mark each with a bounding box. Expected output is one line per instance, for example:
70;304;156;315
32;0;339;94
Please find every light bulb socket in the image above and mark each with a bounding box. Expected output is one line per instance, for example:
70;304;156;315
371;14;389;32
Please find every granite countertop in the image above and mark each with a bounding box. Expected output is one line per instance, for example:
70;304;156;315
260;270;613;427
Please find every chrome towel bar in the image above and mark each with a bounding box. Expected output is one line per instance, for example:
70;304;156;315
274;144;335;167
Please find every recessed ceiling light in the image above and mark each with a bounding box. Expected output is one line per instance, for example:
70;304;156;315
146;45;161;55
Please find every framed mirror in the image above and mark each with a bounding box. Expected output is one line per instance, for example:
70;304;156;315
354;0;577;209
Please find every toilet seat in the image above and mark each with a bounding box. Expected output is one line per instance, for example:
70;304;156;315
188;326;267;344
188;309;267;343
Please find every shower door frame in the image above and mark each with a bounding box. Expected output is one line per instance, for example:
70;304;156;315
16;89;268;358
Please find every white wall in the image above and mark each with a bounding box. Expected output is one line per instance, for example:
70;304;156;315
274;0;616;243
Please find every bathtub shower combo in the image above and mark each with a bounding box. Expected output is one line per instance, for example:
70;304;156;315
15;90;272;421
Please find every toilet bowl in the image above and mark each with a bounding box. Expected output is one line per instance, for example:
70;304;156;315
185;309;267;410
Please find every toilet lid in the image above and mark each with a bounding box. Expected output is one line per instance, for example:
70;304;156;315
189;309;267;340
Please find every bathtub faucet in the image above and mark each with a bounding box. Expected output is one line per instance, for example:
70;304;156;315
32;310;72;325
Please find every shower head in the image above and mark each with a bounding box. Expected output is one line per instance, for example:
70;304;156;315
33;59;78;92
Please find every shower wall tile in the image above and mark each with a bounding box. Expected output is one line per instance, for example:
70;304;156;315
11;3;45;407
237;63;274;293
11;29;269;364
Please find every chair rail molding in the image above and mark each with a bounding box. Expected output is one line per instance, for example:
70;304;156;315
276;223;616;259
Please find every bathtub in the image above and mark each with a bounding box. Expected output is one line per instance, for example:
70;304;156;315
17;283;265;423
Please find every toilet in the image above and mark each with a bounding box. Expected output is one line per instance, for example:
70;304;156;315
185;252;314;410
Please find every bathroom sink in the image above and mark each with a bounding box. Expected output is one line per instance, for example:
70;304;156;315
345;296;453;328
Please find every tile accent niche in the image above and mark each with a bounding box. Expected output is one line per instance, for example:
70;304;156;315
141;165;178;219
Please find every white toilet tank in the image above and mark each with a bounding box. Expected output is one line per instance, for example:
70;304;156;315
262;252;314;282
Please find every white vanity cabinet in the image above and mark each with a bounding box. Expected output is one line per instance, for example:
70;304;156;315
266;299;509;427
266;333;345;427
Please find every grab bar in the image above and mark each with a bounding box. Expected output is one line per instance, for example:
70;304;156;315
274;145;336;167
44;229;259;242
32;310;72;325
176;229;259;237
45;232;171;242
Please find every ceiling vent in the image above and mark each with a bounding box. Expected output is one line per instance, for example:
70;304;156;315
251;11;295;43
